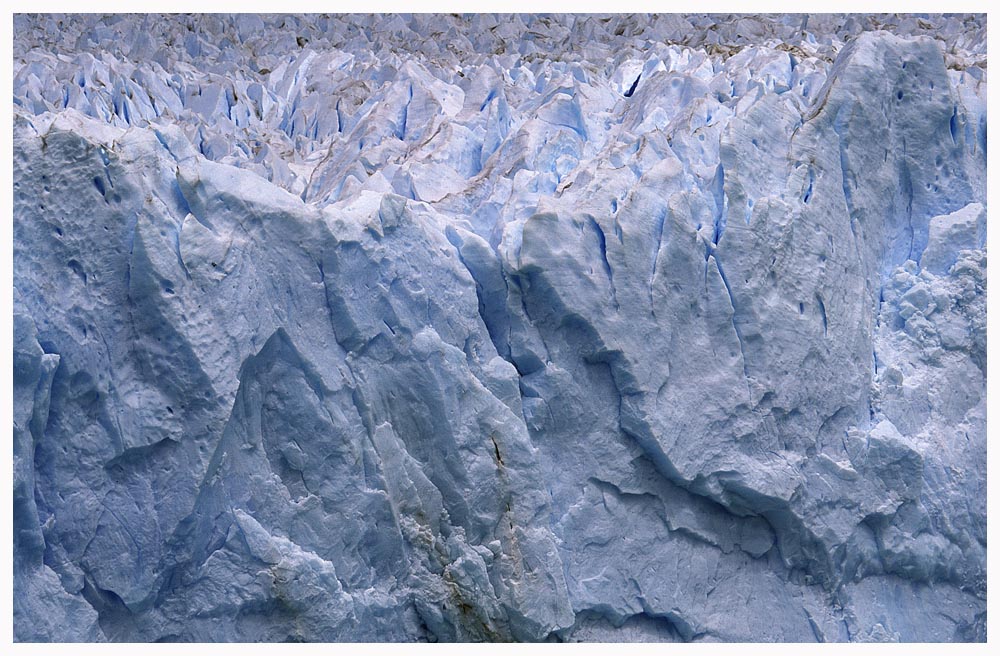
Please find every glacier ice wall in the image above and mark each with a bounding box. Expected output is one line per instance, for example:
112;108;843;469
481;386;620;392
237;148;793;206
13;14;986;642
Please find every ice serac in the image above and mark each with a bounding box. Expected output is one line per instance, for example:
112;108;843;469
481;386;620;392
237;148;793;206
13;14;986;642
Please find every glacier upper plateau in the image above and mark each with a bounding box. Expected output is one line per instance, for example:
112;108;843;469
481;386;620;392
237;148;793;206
12;13;987;642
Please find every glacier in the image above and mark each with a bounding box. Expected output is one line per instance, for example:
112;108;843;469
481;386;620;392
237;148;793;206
12;13;986;642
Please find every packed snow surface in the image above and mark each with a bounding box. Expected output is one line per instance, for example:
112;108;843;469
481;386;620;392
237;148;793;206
13;14;986;642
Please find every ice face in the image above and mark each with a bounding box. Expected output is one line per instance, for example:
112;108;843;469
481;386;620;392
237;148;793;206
12;14;986;642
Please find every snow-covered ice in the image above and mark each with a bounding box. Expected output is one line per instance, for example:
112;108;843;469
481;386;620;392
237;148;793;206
13;13;986;642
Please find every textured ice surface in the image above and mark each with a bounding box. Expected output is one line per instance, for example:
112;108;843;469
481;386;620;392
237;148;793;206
13;14;986;642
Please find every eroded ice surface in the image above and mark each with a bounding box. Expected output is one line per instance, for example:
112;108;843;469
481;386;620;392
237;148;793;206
13;14;986;642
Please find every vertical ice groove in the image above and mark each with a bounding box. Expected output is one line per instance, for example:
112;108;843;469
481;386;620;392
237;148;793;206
713;256;751;393
815;294;828;336
649;207;667;316
712;163;726;243
587;214;619;312
832;102;855;221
